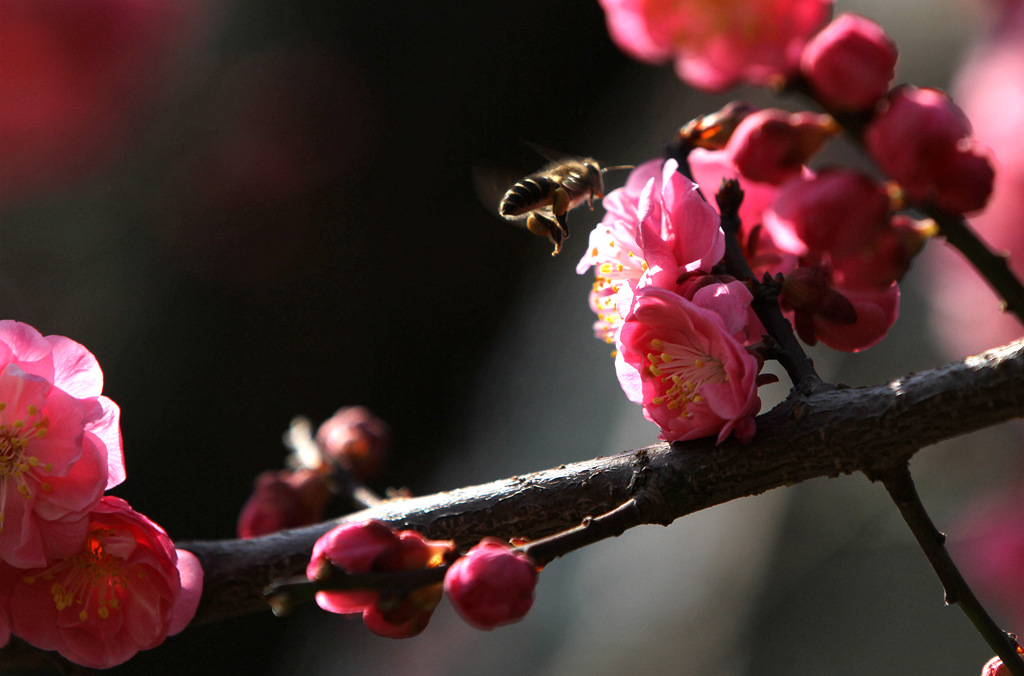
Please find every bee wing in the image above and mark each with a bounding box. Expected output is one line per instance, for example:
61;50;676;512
524;140;580;165
471;164;524;218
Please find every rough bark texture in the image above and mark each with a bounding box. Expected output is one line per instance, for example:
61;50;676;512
180;339;1024;626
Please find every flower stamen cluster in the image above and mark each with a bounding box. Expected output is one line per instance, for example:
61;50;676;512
645;337;726;415
0;404;53;516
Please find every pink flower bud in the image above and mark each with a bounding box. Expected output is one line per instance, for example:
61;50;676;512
237;468;332;539
0;496;203;669
865;86;995;214
316;406;390;481
444;538;537;630
726;109;838;184
801;13;898;111
981;656;1010;676
764;169;891;262
308;520;454;638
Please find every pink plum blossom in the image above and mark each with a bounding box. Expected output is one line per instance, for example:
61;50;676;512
0;320;125;569
800;13;898;111
444;538;537;630
615;286;761;443
598;0;833;91
0;496;203;670
763;169;890;266
577;159;660;344
577;159;724;344
308;520;454;638
865;85;995;214
634;159;725;290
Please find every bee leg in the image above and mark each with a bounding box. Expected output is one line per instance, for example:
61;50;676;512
526;213;565;256
551;187;572;240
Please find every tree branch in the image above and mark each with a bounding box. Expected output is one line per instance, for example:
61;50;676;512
180;338;1024;627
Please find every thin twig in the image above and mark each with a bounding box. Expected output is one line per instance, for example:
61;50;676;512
927;208;1024;327
714;179;822;387
874;463;1024;675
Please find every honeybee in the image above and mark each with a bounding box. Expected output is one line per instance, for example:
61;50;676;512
499;158;607;256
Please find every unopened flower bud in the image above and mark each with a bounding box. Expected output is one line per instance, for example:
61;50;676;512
865;86;995;214
444;538;538;630
727;109;838;184
801;13;898;111
309;520;454;638
237;468;332;539
316;406;390;481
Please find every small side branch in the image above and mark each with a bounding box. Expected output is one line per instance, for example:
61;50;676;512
875;463;1024;675
715;179;821;388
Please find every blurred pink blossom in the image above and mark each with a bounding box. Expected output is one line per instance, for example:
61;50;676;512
0;0;207;201
0;321;124;569
954;479;1024;635
598;0;833;91
928;1;1024;355
0;496;203;669
159;48;374;286
615;286;761;443
444;538;537;630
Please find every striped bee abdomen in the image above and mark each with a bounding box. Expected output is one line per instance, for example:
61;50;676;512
499;176;557;218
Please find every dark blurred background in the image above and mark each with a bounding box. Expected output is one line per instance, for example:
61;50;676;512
1;1;1018;674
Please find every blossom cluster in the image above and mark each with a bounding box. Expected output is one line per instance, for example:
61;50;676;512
0;321;201;669
581;3;995;444
306;521;537;638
